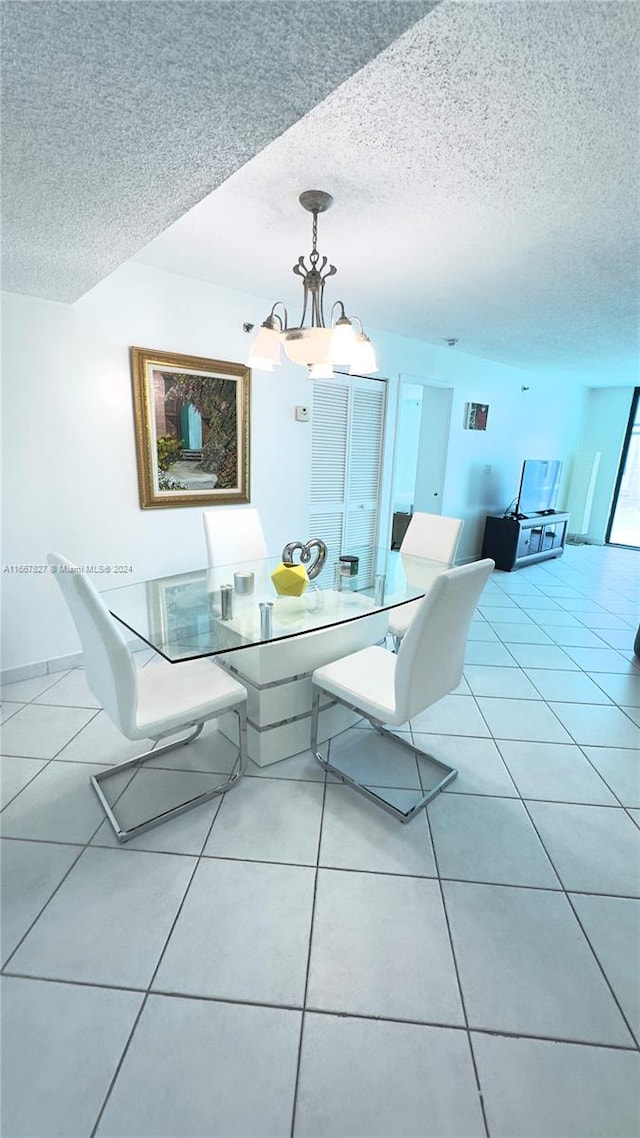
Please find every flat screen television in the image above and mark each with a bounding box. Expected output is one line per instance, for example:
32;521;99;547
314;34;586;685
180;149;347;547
516;459;563;517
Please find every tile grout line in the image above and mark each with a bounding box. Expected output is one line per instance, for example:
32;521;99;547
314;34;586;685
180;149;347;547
424;805;491;1138
490;736;633;814
0;756;57;812
519;797;640;1052
5;968;639;1053
87;778;227;1138
0;705;104;812
0;843;86;973
288;760;329;1138
573;741;638;816
3;834;639;898
1;758;142;974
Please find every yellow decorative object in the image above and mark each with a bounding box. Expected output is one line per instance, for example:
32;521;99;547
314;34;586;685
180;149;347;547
271;561;309;597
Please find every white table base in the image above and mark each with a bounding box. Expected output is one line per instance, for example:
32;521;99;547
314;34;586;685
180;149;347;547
218;609;389;766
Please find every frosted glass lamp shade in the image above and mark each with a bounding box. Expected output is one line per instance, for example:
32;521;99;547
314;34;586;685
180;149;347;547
283;327;333;365
329;319;357;364
308;363;335;380
248;325;281;369
349;333;378;375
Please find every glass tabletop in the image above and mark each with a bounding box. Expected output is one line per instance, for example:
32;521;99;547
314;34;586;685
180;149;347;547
103;546;447;662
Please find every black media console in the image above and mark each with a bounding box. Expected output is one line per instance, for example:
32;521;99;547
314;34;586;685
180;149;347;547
481;512;570;572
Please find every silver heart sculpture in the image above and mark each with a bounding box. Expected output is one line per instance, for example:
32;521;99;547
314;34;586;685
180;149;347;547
281;538;328;580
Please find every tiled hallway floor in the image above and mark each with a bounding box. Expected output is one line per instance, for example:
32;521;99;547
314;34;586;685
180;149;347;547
1;543;639;1137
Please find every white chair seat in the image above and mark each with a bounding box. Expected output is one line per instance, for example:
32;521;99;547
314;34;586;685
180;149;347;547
135;658;246;738
312;645;399;725
388;598;420;641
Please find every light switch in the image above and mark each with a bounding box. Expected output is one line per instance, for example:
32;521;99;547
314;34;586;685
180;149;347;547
295;405;310;422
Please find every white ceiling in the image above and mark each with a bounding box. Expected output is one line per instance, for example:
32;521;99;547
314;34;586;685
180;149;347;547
3;0;639;383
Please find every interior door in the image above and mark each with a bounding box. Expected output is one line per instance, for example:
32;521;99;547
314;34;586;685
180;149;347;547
309;375;386;587
413;384;453;512
390;380;453;522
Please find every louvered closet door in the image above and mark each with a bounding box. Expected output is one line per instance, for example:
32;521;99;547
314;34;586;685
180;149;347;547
344;383;385;586
310;375;386;588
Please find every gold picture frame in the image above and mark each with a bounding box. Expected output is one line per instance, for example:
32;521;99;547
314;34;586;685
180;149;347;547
131;346;251;509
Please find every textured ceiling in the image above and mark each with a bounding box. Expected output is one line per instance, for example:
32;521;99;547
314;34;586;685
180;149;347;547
3;0;639;381
1;0;435;302
134;0;640;382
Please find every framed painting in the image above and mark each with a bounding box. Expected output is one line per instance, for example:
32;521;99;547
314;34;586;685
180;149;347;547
130;346;251;509
464;402;489;431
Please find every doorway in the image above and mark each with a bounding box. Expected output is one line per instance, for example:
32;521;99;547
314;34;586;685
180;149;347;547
606;387;640;549
390;379;453;538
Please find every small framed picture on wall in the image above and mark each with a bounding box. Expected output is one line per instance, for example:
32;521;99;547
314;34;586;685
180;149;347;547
464;402;489;430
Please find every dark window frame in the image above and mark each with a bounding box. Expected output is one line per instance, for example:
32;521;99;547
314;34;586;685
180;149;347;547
605;386;640;547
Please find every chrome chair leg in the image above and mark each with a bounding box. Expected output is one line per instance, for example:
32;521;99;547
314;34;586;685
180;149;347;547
310;688;457;824
91;705;248;844
310;687;321;754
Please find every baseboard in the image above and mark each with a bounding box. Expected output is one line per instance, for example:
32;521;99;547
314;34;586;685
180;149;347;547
0;651;87;686
1;639;151;686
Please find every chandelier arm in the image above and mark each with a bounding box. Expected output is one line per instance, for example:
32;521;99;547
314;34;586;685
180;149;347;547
317;264;337;327
266;301;288;332
299;279;311;328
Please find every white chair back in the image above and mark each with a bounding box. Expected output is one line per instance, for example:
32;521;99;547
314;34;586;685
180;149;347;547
394;559;494;723
400;512;463;565
47;553;138;736
203;507;268;568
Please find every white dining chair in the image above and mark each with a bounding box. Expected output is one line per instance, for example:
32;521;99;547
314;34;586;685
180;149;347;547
311;558;494;823
47;553;248;844
389;511;464;650
203;506;268;568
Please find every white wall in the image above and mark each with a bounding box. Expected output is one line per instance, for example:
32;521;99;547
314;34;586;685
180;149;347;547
0;260;612;671
387;353;588;562
1;264;315;670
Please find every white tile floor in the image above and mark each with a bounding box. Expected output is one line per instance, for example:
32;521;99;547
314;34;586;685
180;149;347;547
1;543;639;1137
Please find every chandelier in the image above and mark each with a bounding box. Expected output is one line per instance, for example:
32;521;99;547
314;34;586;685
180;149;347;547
247;190;378;380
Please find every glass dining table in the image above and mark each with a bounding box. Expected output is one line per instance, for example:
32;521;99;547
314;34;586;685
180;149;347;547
104;546;447;766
